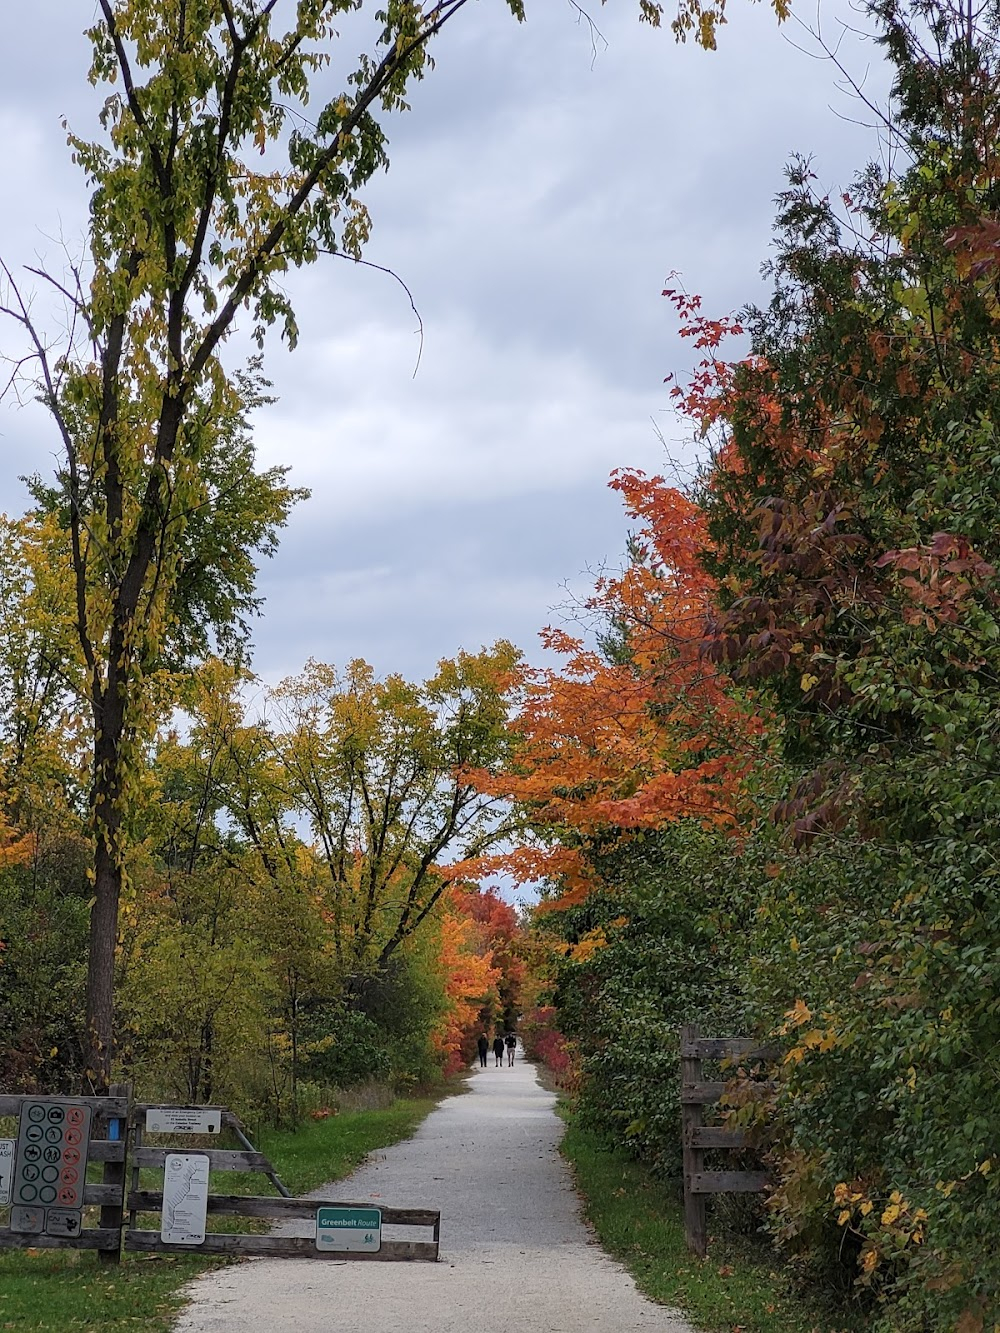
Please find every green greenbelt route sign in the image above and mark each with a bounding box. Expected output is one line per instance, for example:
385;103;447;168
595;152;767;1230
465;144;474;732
316;1206;382;1253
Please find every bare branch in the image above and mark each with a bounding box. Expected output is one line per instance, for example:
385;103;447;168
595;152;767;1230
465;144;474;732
320;249;425;377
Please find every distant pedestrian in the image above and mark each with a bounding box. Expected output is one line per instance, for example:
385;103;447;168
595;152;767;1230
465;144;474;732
492;1035;505;1067
505;1032;516;1066
476;1033;489;1068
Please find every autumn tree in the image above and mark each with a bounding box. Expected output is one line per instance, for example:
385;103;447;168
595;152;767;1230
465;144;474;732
477;471;764;906
267;644;524;972
449;882;525;1029
429;895;503;1075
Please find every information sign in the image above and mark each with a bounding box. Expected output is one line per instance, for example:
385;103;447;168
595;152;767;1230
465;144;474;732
9;1101;90;1235
10;1205;43;1234
0;1139;13;1206
45;1207;83;1239
146;1107;221;1134
161;1153;210;1245
315;1206;382;1253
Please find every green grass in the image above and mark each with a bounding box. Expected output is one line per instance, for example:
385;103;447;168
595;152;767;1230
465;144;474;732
258;1096;439;1196
0;1094;442;1330
560;1119;864;1333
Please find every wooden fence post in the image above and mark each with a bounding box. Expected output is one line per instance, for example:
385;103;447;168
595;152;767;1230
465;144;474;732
98;1082;131;1265
680;1023;707;1258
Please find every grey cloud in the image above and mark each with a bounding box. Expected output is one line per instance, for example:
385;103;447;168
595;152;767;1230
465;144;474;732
0;0;892;690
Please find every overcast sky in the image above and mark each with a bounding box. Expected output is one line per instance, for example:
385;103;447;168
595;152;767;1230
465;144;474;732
0;0;890;688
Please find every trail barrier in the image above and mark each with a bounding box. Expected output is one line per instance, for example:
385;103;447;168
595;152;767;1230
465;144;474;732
125;1101;440;1261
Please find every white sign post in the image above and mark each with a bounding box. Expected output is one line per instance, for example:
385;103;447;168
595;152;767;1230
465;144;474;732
0;1139;14;1206
161;1153;210;1245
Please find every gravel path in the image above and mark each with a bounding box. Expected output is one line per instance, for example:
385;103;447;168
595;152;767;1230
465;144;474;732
173;1052;695;1332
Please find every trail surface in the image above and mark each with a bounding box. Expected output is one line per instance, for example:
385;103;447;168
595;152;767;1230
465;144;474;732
174;1053;695;1332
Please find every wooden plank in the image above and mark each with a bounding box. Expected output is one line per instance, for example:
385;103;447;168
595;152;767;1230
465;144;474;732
0;1228;122;1252
88;1141;127;1163
680;1081;727;1105
688;1126;748;1149
127;1191;439;1228
0;1095;129;1117
124;1232;438;1261
681;1039;779;1062
689;1171;771;1194
680;1082;775;1105
133;1147;271;1172
84;1184;126;1206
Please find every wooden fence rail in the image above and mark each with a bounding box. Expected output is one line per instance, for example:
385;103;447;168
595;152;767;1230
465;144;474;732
680;1025;777;1257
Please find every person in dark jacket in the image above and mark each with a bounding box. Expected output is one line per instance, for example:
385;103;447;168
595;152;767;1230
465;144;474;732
476;1033;489;1068
504;1031;516;1066
492;1034;505;1067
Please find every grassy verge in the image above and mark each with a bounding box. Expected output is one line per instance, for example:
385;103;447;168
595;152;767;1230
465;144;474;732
561;1118;862;1333
0;1093;442;1331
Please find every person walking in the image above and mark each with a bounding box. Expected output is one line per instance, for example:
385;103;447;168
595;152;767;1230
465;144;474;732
505;1031;517;1066
476;1033;489;1068
492;1034;505;1067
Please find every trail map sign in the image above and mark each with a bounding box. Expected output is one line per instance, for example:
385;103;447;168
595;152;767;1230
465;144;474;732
9;1101;91;1237
316;1206;382;1253
161;1153;210;1245
0;1140;13;1206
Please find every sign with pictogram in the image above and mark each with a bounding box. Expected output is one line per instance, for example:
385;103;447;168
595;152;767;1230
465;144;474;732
0;1139;13;1206
9;1100;91;1235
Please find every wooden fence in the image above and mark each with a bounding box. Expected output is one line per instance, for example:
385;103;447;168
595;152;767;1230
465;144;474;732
125;1103;440;1261
680;1024;777;1257
1;1092;439;1262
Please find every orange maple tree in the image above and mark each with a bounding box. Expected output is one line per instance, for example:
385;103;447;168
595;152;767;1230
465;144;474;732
473;453;765;907
430;890;503;1075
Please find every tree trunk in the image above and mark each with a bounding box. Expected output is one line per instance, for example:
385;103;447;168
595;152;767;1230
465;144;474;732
84;654;127;1093
86;836;121;1092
